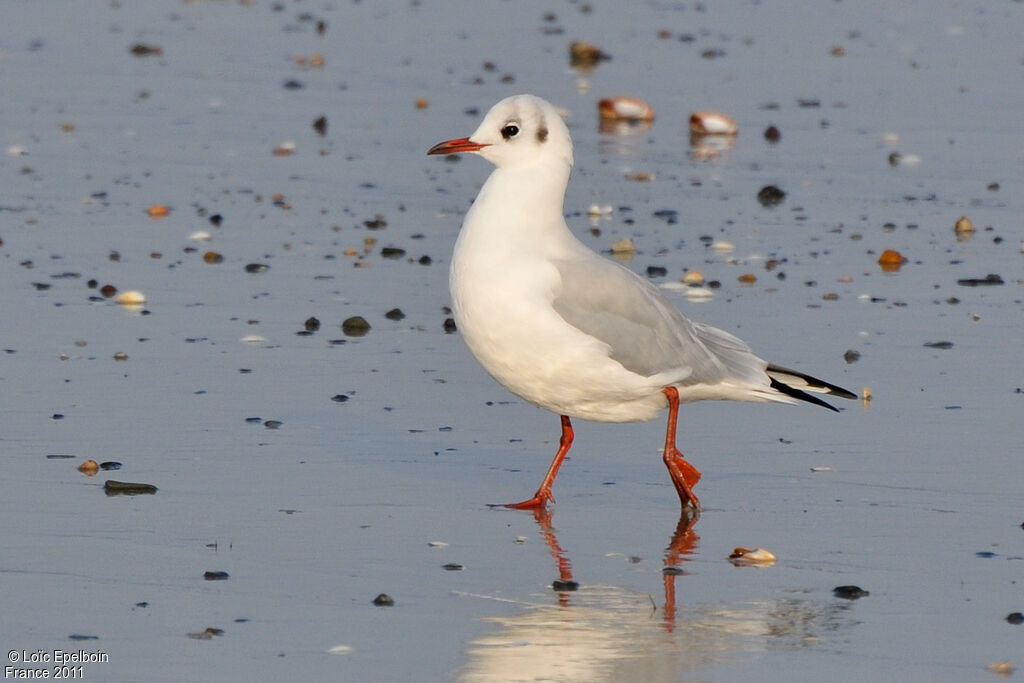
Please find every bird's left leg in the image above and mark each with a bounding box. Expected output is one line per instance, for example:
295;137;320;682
662;387;701;509
498;415;574;510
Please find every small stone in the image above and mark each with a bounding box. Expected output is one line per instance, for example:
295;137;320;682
115;290;146;306
372;593;395;606
313;116;328;136
756;185;786;207
244;263;269;274
1006;612;1024;625
304;317;321;332
877;249;906;271
689;111;737;135
552;579;579;591
203;571;230;581
78;459;99;476
385;308;405;320
331;394;349;403
203;251;224;264
442;563;464;571
843;349;861;364
833;585;869;600
443;318;457;333
737;273;757;284
342;316;371;336
682;270;704;285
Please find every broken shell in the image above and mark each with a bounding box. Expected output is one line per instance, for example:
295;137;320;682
862;387;872;405
78;459;99;476
147;205;170;218
598;97;654;122
986;661;1015;676
737;273;757;284
729;547;777;566
954;216;975;241
569;41;610;70
689;111;737;135
587;203;613;217
683;287;714;302
273;140;297;156
115;290;147;306
610;237;635;254
189;230;213;242
682;270;705;285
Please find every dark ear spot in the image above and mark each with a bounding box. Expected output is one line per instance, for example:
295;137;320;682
536;126;548;143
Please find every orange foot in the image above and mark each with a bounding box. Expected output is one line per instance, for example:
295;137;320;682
665;448;702;509
490;488;554;510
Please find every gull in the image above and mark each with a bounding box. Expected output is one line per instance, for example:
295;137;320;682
428;94;855;510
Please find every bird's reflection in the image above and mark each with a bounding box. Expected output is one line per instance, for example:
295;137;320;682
529;506;699;623
459;510;861;682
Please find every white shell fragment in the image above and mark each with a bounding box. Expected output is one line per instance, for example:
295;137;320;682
115;290;147;306
729;547;777;566
598;96;655;122
427;541;449;548
689;111;738;136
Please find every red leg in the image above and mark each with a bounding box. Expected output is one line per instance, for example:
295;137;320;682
662;387;701;509
498;415;574;510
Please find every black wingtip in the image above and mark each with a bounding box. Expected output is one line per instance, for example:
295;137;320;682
769;377;841;412
766;364;858;401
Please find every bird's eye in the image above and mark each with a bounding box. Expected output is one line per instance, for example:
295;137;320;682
500;124;520;140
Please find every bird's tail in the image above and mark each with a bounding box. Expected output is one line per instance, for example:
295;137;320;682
766;364;858;412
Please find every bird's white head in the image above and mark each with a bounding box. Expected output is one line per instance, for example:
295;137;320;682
428;94;573;171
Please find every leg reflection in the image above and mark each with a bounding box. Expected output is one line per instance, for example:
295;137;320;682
662;508;701;631
529;507;577;606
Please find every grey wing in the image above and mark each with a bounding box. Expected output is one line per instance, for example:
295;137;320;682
550;256;769;387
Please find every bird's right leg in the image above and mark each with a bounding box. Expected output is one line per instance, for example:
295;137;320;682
662;387;702;510
498;415;574;510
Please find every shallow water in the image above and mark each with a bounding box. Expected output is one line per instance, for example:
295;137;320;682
2;1;1022;681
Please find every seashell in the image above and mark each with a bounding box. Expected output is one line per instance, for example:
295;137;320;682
598;97;654;122
115;290;146;306
610;237;635;254
729;547;776;566
682;270;704;285
877;249;906;271
689;111;737;135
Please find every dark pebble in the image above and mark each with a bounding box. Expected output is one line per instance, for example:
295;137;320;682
764;124;781;142
957;274;1003;287
1006;612;1024;625
46;454;76;459
662;566;686;576
757;185;786;207
418;255;432;265
99;461;122;471
208;214;223;226
372;593;395;606
646;265;667;278
342;316;371;336
129;43;162;57
263;420;282;429
975;551;998;558
304;316;321;331
245;417;262;423
443;318;457;333
313;115;328;136
924;341;954;349
381;246;405;259
203;571;230;581
385;308;405;321
843;349;861;364
653;208;678;224
833;585;869;600
283;79;304;90
331;394;349;403
363;215;387;229
103;480;158;496
67;634;99;641
244;263;269;274
551;579;579;592
442;563;464;571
